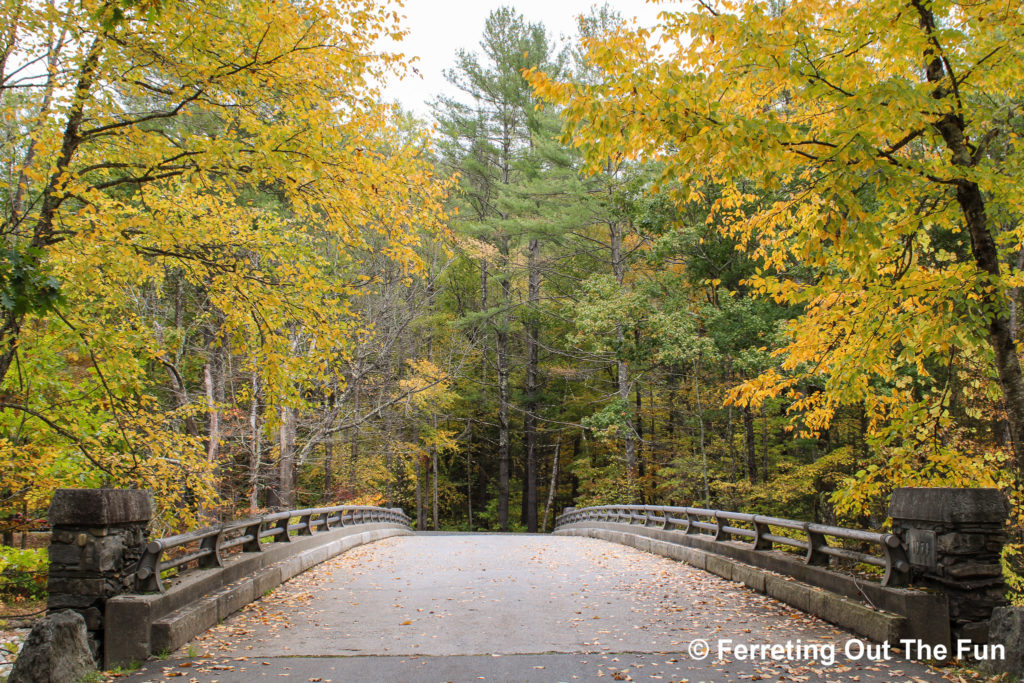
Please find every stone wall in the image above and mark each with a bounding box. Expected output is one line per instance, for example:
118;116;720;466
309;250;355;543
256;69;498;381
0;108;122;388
889;487;1008;643
46;489;153;661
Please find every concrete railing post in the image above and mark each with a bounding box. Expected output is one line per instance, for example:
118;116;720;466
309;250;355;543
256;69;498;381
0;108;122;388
46;489;153;661
889;487;1008;643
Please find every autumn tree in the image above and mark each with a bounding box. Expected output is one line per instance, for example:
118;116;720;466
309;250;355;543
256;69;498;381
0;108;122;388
528;0;1024;499
0;0;447;527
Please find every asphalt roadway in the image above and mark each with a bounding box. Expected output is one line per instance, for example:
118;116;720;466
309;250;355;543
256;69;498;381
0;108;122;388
125;533;949;683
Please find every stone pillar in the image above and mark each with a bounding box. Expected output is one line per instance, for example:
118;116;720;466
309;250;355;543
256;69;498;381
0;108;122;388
889;487;1008;643
46;489;153;661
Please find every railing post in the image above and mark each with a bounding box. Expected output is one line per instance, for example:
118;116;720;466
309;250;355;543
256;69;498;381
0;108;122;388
46;489;153;663
274;515;291;542
198;528;224;568
752;518;772;550
714;514;731;542
805;525;830;566
879;533;911;588
685;510;697;535
135;542;163;593
889;487;1008;644
298;511;313;536
242;517;264;552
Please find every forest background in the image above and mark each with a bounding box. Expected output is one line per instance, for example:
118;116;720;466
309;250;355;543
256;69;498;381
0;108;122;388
1;0;1022;604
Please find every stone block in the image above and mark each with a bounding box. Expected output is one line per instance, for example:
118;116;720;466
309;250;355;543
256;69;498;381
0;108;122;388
659;542;689;563
705;554;733;581
986;606;1024;678
731;563;766;593
958;620;989;644
214;579;255;621
936;533;988;555
889;488;1007;525
47;577;108;597
253;567;282;597
685;548;706;570
280;555;303;581
811;590;904;643
946;562;1005;580
9;610;95;683
80;607;103;631
151;599;217;654
81;535;127;573
104;596;152;669
51;530;74;544
48;489;153;526
46;592;98;610
299;547;329;572
48;543;83;567
765;574;811;613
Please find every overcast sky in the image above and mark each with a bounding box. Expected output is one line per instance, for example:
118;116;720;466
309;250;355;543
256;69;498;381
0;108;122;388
379;1;689;117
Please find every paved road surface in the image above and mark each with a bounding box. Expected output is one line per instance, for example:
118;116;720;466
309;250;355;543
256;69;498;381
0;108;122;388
126;533;948;682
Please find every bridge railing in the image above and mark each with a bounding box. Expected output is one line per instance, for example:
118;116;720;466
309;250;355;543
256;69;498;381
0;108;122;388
556;504;910;587
136;505;411;592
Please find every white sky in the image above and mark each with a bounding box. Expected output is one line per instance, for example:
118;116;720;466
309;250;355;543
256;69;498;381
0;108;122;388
379;0;689;117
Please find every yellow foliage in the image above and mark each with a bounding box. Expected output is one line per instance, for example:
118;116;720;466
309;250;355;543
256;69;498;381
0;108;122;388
0;0;449;526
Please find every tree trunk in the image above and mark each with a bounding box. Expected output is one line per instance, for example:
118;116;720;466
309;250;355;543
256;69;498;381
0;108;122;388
466;448;474;530
744;405;757;483
542;433;562;533
694;360;710;506
496;255;512;531
324;440;334;501
761;406;770;481
277;405;297;508
727;403;737;480
0;38;103;387
162;359;200;438
248;372;263;510
431;415;439;531
431;444;439;531
349;381;360;491
415;454;424;530
524;238;541;532
915;2;1024;479
635;367;645;485
610;220;637;492
202;334;221;463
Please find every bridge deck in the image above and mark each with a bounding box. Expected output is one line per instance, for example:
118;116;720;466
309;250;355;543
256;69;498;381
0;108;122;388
127;534;946;682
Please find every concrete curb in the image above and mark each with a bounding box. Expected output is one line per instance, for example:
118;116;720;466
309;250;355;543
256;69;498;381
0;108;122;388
105;524;411;668
557;524;932;645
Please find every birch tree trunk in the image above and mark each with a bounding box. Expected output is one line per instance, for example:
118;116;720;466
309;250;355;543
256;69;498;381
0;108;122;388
542;434;561;533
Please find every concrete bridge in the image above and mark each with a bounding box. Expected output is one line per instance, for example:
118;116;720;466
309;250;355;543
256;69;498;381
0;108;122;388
123;533;944;682
17;488;1019;682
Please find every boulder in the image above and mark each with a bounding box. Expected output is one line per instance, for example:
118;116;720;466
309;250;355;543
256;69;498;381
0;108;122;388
8;610;96;683
988;606;1024;679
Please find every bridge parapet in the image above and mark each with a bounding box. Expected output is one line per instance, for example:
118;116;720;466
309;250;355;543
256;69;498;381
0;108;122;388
556;488;1009;649
43;489;412;669
557;504;911;586
136;505;411;593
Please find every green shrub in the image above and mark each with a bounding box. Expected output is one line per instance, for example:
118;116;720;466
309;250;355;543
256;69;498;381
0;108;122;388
0;547;48;600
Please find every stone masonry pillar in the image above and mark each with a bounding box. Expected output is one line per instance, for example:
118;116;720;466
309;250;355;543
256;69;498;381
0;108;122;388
889;487;1008;643
46;489;153;661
